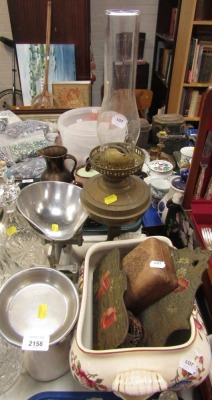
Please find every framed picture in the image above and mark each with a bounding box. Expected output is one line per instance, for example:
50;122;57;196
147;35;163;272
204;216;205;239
16;44;76;106
52;81;91;108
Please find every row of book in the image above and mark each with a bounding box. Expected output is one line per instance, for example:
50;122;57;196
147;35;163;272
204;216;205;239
157;46;173;84
115;32;146;61
184;37;212;83
180;88;205;117
194;0;212;21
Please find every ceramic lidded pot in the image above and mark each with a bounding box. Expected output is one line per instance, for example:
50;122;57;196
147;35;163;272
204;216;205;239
150;178;170;208
158;176;186;224
169;175;186;198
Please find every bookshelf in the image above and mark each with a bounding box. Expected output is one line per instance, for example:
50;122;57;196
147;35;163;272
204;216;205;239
150;0;212;123
150;0;181;118
167;0;212;122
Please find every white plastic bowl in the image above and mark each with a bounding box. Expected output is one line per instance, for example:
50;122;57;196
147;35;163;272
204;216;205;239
57;107;100;165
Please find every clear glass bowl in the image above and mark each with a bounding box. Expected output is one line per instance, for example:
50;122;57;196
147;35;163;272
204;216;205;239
0;336;23;395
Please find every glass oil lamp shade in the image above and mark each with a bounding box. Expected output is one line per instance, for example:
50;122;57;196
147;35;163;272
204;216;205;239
97;9;140;147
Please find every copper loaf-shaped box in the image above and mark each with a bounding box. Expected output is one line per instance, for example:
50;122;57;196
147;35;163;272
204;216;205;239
122;237;178;314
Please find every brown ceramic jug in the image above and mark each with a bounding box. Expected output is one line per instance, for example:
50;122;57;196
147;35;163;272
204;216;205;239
39;145;77;183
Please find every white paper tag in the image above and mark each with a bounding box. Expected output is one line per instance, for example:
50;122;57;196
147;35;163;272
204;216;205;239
179;357;197;375
112;114;127;129
22;335;50;351
22;179;34;183
150;260;166;269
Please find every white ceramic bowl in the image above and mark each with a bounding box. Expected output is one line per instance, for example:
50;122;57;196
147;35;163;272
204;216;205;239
70;237;211;399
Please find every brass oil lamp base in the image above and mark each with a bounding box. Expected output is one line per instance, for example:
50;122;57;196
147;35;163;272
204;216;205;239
80;143;151;230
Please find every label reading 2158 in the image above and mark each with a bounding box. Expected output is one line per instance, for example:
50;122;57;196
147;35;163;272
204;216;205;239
22;335;50;351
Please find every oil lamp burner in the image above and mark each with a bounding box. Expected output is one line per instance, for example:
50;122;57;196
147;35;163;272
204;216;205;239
81;10;151;234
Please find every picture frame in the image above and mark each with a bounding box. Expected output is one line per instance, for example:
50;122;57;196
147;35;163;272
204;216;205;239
10;108;63;123
16;44;76;106
52;81;91;108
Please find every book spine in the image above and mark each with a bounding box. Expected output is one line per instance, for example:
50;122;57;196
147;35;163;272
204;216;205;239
195;44;204;82
165;53;173;84
183;88;193;117
184;38;196;83
156;41;166;72
169;7;178;38
194;0;206;20
161;48;171;78
179;88;186;115
194;93;202;116
158;48;164;74
191;42;199;82
198;51;212;82
188;38;198;83
194;0;212;21
198;90;206;116
188;90;199;117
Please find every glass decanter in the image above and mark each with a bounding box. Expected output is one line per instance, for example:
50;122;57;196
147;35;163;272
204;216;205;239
0;180;48;280
0;180;21;282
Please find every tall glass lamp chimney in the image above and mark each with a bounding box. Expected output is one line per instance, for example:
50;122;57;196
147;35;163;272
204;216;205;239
97;9;140;147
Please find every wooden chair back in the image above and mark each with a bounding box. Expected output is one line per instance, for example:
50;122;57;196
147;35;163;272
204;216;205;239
135;89;153;119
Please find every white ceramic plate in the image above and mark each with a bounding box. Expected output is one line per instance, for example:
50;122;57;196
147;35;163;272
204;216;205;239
148;159;173;174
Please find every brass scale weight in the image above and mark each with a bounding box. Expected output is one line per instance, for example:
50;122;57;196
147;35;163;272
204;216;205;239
80;142;152;239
